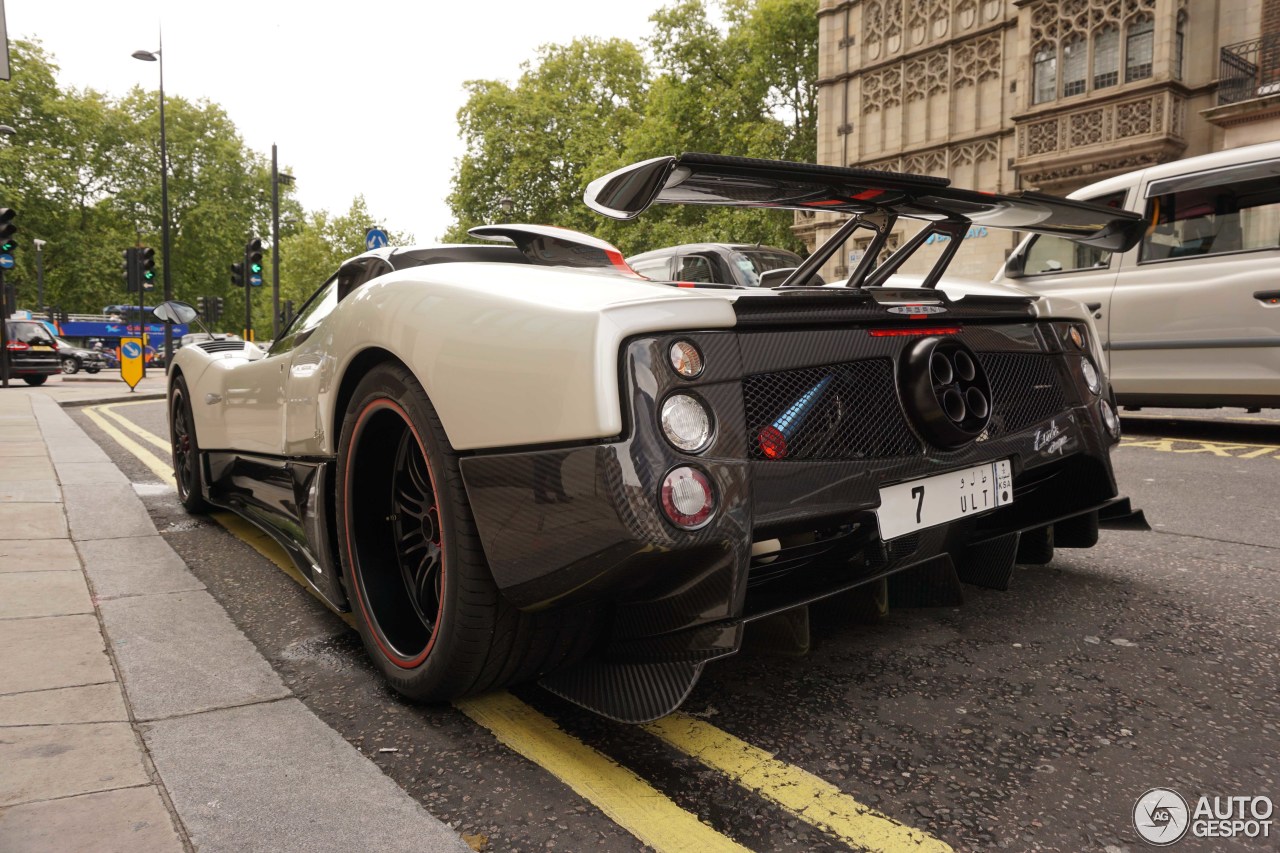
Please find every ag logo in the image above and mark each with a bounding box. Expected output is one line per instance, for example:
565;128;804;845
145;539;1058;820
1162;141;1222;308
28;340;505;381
887;304;947;315
1134;788;1190;846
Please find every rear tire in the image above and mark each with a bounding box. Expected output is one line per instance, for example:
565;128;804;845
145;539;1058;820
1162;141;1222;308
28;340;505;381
336;362;597;702
22;375;48;386
169;377;210;512
62;358;80;375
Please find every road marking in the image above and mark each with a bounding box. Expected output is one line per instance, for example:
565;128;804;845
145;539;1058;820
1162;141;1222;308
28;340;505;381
457;692;751;853
81;401;952;853
1121;436;1280;460
645;714;953;853
96;402;171;453
82;405;173;481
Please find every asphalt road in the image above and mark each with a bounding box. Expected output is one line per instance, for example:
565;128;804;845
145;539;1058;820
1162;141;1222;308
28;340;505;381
68;399;1280;852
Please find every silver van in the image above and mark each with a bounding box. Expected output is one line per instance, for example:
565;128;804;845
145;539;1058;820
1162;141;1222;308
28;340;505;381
995;141;1280;410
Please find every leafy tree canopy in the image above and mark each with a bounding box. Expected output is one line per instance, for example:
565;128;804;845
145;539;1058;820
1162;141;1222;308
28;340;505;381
0;39;395;329
446;0;818;255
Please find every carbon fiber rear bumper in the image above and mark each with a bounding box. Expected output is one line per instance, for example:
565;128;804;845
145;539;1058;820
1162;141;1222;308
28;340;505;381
459;322;1139;721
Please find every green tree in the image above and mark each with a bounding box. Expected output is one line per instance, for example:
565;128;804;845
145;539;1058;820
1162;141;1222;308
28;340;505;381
444;0;819;256
276;196;410;329
444;37;649;243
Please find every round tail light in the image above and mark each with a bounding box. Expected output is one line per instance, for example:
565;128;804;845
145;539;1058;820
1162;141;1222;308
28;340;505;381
1101;399;1121;439
660;466;715;529
660;394;713;453
669;340;703;378
1081;358;1101;395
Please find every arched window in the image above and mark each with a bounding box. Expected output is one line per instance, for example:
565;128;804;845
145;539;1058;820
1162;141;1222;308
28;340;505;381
1173;12;1187;80
1062;34;1087;96
1093;25;1119;89
1033;44;1057;104
1125;15;1154;82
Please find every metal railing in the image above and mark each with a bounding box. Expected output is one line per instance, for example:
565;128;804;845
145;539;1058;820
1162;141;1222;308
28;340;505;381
1219;35;1280;106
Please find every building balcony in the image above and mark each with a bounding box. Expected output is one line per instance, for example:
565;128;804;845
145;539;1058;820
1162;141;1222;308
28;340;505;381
1217;36;1280;106
1012;88;1188;193
1201;36;1280;147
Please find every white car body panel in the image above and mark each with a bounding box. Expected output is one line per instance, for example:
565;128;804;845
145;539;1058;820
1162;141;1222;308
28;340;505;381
176;263;739;455
173;260;1092;456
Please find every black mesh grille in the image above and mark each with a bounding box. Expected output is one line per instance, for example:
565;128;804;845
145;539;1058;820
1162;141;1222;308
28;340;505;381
197;340;248;353
744;358;920;460
979;353;1069;437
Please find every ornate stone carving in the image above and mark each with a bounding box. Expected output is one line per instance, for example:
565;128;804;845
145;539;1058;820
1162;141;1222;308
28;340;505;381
1115;98;1153;138
957;0;977;30
1027;119;1060;155
1020;153;1164;187
1069;109;1105;146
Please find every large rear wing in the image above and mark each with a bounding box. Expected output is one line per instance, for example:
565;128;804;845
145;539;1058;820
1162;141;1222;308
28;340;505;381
584;153;1144;290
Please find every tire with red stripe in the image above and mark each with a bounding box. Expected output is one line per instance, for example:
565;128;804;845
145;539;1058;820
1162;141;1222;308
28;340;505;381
336;362;597;702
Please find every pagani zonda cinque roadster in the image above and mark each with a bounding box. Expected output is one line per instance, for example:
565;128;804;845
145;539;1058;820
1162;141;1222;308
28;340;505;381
164;154;1148;722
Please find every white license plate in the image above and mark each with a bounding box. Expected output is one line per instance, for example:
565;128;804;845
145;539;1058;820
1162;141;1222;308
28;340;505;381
876;460;1013;541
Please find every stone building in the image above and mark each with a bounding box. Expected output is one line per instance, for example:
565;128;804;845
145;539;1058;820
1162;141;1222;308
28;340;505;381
799;0;1280;281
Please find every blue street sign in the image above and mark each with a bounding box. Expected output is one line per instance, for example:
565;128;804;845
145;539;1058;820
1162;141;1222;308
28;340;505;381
249;273;264;287
365;228;389;250
0;253;13;270
121;341;143;359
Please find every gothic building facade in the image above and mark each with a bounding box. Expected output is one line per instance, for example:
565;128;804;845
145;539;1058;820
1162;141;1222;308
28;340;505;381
801;0;1277;280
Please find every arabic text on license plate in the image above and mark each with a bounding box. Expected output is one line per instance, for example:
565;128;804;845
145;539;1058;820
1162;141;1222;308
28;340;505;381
876;460;1013;541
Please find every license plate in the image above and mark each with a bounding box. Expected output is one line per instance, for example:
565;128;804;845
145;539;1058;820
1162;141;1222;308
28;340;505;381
876;460;1013;541
31;345;53;351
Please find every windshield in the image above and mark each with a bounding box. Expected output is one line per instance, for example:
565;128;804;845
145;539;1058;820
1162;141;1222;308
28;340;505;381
732;249;803;286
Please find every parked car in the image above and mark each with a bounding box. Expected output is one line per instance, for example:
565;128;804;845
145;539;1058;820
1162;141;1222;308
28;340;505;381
161;153;1145;723
4;320;61;385
627;242;806;287
994;140;1280;410
54;337;107;375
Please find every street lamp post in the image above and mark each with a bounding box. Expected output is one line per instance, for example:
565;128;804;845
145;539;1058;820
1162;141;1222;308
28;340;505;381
33;238;45;309
132;39;172;371
0;125;14;388
270;144;294;339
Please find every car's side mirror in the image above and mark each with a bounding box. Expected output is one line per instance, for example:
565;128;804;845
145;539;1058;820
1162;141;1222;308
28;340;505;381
153;301;198;325
1003;252;1026;279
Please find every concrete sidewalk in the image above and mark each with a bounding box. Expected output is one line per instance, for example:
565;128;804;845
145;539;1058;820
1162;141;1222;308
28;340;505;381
0;388;470;853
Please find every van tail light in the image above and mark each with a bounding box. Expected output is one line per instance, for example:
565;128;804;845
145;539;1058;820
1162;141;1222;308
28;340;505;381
6;340;30;351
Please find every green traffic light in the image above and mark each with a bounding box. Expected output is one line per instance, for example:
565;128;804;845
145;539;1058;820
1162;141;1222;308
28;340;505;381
143;270;155;281
0;240;14;253
250;262;263;274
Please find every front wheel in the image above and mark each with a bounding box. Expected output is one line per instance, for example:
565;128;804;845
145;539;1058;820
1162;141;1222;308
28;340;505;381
169;377;210;512
62;358;80;375
86;366;101;374
336;362;597;702
22;375;48;386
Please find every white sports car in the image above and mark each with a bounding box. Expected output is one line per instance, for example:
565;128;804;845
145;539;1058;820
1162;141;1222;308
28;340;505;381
161;154;1147;722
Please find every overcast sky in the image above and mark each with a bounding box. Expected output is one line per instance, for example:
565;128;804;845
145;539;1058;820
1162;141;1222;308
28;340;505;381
7;0;676;242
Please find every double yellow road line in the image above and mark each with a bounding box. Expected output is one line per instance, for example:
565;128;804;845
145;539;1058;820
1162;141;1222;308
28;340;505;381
83;399;952;853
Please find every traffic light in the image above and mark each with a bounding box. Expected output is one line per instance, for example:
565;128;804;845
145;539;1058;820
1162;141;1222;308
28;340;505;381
212;296;224;323
245;238;264;287
121;248;138;292
0;208;15;255
231;261;244;288
196;296;207;315
138;247;156;290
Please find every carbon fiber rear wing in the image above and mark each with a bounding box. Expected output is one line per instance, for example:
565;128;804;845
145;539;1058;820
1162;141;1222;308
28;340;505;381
585;153;1146;289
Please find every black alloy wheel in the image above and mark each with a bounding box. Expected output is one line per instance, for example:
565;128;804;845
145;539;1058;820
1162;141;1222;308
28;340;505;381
169;377;209;512
344;400;444;666
336;362;600;703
